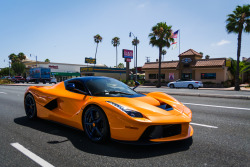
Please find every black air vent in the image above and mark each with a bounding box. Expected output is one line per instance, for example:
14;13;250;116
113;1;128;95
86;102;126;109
44;99;58;110
157;104;173;111
139;124;182;141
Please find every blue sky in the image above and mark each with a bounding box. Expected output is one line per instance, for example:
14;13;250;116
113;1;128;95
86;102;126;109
0;0;250;68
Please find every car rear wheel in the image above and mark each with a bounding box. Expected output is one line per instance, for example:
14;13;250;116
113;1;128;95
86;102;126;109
170;84;175;88
83;106;110;143
24;94;37;119
188;84;194;89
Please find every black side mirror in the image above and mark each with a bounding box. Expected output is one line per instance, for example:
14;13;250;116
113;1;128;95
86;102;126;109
66;83;75;90
133;81;140;90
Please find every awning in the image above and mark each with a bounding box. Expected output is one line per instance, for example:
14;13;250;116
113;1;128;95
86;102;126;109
51;72;81;76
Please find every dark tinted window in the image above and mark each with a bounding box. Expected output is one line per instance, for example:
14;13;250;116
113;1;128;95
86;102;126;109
201;73;216;79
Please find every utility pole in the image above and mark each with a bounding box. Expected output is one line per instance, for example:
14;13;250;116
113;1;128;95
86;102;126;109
9;60;10;76
129;32;138;82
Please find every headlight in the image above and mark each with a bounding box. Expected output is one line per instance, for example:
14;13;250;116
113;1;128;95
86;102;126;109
106;101;143;118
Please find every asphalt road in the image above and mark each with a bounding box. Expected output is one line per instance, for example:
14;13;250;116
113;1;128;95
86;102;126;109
0;85;250;167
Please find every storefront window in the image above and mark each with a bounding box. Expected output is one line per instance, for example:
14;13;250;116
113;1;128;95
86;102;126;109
160;74;165;79
201;73;216;79
149;74;157;79
182;73;192;79
149;74;165;79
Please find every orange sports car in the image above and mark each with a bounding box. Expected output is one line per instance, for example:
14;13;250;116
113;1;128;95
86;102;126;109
24;76;193;144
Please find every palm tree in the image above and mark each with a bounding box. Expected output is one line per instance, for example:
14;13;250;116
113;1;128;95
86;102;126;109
8;53;18;63
94;34;103;63
226;4;250;91
17;52;26;61
162;49;166;60
149;22;174;87
132;38;139;68
111;37;120;68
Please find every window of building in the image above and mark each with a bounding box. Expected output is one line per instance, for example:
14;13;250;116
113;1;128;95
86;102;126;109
182;73;192;79
149;74;157;79
160;74;165;79
201;73;216;79
149;74;165;79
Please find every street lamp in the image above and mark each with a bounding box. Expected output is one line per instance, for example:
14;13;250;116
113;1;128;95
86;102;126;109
30;54;38;67
129;32;138;82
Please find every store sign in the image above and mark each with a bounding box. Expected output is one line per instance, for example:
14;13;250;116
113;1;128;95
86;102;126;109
125;58;131;62
85;58;96;64
226;59;231;67
169;73;174;80
122;49;133;59
80;67;94;72
49;65;59;69
181;58;192;64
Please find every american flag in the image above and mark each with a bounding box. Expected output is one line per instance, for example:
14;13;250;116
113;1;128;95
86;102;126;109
171;41;177;45
172;30;179;38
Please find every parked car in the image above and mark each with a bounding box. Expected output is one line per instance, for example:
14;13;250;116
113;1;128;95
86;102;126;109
49;78;57;84
1;76;11;80
11;76;25;83
167;79;203;89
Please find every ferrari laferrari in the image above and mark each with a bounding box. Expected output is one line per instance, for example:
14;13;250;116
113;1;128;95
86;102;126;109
24;76;193;144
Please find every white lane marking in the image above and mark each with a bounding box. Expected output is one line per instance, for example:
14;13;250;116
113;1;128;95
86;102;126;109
11;143;54;167
190;122;218;128
0;92;7;94
183;102;250;111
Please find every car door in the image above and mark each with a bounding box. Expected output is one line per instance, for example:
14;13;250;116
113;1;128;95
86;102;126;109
56;80;88;117
175;80;182;87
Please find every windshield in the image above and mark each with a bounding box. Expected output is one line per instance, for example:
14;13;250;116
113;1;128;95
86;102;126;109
85;78;138;96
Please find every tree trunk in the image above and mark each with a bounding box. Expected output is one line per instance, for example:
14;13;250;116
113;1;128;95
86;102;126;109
157;47;162;88
235;29;242;91
116;46;118;68
95;43;98;61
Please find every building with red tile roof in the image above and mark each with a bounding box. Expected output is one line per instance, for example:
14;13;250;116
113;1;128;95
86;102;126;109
142;49;233;84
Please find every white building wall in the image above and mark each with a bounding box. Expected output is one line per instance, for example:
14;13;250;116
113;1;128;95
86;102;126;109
38;63;86;73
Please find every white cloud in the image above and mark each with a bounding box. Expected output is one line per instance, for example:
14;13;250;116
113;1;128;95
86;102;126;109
217;40;231;46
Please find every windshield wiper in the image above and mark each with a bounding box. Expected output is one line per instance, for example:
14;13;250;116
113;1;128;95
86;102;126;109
108;91;133;95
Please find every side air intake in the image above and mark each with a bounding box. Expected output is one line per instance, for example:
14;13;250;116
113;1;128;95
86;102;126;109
44;99;58;110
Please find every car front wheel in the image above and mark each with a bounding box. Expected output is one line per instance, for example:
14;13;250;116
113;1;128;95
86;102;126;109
83;106;110;143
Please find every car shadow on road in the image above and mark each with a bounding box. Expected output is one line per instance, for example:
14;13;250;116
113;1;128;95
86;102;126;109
14;116;193;159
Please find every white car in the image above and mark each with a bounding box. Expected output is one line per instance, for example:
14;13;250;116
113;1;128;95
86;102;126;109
167;79;203;89
49;78;57;84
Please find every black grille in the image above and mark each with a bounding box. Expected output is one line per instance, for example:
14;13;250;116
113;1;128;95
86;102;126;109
140;124;182;141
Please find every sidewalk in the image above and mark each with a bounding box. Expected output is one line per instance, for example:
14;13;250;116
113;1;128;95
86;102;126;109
137;85;250;100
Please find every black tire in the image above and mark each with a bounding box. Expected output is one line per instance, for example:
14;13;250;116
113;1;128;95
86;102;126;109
24;94;37;119
170;84;175;88
188;84;194;89
83;106;110;143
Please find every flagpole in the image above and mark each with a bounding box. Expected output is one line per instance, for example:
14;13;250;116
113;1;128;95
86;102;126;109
179;29;180;56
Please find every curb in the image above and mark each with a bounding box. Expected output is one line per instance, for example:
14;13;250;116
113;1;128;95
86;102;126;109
138;91;250;100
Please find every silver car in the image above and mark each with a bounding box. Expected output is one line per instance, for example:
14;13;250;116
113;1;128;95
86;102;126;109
49;78;57;84
167;79;203;89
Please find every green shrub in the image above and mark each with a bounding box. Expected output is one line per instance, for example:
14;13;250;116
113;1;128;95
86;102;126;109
203;81;216;85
